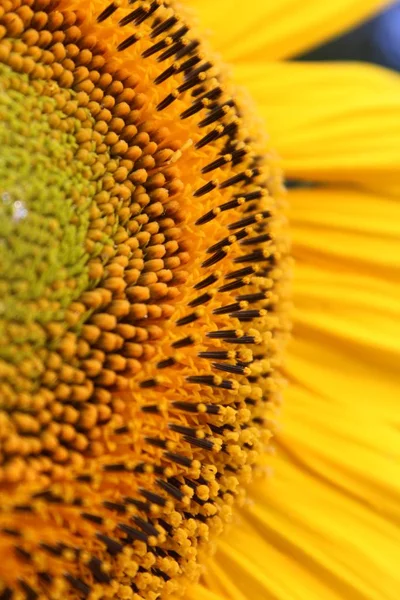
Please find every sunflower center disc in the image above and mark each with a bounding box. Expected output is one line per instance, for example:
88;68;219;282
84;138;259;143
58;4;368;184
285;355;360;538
0;1;290;598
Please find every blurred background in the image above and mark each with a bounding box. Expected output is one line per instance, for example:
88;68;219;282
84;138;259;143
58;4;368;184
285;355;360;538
298;0;400;71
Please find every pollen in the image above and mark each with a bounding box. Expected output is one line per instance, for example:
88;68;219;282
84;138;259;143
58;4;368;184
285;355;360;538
0;1;290;599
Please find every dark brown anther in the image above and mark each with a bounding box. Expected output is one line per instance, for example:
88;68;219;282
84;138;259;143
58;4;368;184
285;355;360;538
157;479;184;501
119;7;147;27
206;329;240;339
195;208;219;226
219;170;252;189
103;463;129;472
177;73;203;94
219;121;239;141
193;273;219;290
175;38;199;60
103;501;127;514
225;266;256;279
117;33;142;52
154;63;179;85
185;60;212;80
240;233;271;246
218;198;241;212
15;547;32;562
245;397;257;406
205;404;222;414
176;312;200;326
169;423;200;436
114;425;130;434
171;335;195;348
213;302;243;316
140;489;167;507
97;2;119;23
141;404;161;413
225;335;258;344
132;516;159;537
81;512;104;525
157;357;176;369
76;474;93;483
118;524;148;543
235;190;264;201
64;574;91;597
218;379;236;390
230;309;265;321
87;557;111;584
179;55;202;73
188;292;213;308
183;436;214;450
38;573;53;585
151;16;178;38
171;25;190;43
201;155;230;174
40;543;63;557
180;98;206;120
171;402;204;413
145;436;167;449
218;278;247;293
13;505;33;513
234;250;268;264
198;351;230;360
199;105;229;128
236;292;267;303
96;533;124;556
156;91;178;111
142;38;169;58
158;40;185;62
164;452;193;468
201;248;227;268
212;362;248;375
125;497;150;512
136;1;161;25
1;528;21;538
140;378;159;388
231;147;248;165
186;375;217;386
195;128;221;149
152;567;171;581
207;231;246;254
228;211;269;230
18;580;38;600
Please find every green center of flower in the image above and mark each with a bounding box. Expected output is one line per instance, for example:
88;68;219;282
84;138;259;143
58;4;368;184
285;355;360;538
0;64;93;367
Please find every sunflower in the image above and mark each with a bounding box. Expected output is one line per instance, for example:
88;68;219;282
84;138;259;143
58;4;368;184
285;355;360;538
0;1;399;600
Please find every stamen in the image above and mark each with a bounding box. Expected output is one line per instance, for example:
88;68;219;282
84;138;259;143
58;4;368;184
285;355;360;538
97;2;120;23
151;16;178;38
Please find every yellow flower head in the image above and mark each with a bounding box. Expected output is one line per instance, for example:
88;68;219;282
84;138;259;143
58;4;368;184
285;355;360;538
0;1;290;598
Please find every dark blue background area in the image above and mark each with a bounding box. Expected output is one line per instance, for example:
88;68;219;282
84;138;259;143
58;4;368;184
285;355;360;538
297;1;400;71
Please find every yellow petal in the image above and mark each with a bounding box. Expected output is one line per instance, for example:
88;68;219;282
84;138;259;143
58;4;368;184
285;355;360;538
185;0;390;61
234;62;400;185
291;185;400;377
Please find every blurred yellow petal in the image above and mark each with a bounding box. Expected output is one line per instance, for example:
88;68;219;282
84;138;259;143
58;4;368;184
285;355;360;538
186;585;226;600
290;184;400;426
186;0;390;61
234;62;400;185
291;184;400;277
